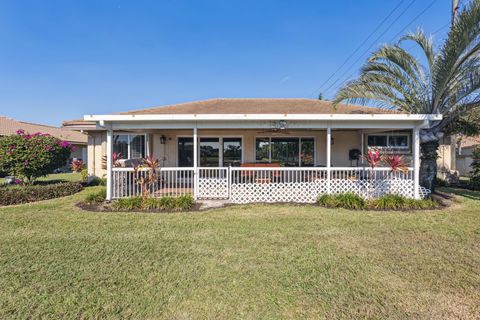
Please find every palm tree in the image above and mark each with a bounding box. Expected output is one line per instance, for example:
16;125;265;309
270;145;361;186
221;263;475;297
333;0;480;191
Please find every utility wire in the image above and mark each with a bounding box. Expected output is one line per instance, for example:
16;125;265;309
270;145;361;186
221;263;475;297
324;0;439;97
308;0;408;98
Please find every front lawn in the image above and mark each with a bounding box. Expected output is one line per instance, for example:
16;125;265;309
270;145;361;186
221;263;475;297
0;188;479;318
0;172;82;185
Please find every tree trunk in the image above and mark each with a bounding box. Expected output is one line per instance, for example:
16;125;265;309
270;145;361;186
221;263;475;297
419;140;439;192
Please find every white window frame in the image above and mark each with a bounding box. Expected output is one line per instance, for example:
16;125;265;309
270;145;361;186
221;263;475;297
254;136;316;167
113;133;147;159
366;133;410;151
176;135;244;167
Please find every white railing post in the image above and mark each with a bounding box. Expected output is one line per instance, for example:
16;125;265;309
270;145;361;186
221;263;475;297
106;126;113;201
413;126;420;199
227;166;231;200
326;124;332;194
193;125;198;200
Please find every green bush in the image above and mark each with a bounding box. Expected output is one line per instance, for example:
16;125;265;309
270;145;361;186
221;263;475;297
471;146;480;190
372;194;437;210
0;182;83;206
318;193;366;210
318;193;437;210
88;177;107;186
85;188;106;204
81;168;88;182
111;195;194;212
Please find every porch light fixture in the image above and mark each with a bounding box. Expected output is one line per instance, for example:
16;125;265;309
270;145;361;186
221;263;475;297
160;135;167;144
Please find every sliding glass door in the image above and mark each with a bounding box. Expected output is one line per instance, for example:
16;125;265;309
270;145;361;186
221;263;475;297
178;137;242;167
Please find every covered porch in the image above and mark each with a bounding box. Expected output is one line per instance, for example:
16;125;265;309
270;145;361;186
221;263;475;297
93;113;438;203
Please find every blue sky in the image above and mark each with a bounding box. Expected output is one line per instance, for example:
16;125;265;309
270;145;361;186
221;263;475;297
0;0;452;126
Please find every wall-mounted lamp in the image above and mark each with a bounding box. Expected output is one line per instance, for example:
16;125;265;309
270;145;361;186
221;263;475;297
160;135;167;144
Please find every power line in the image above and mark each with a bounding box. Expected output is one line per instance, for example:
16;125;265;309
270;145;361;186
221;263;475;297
308;0;409;98
323;0;438;97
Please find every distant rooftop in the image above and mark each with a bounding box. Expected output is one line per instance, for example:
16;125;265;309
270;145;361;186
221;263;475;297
1;116;87;144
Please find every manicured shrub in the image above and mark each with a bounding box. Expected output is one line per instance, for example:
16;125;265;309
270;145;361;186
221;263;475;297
111;195;194;212
88;177;107;186
0;130;75;183
318;193;437;210
85;188;106;204
371;194;437;210
0;182;83;206
318;193;366;210
371;194;407;210
111;197;143;211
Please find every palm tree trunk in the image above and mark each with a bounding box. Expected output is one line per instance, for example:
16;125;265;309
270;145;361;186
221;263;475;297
419;140;439;192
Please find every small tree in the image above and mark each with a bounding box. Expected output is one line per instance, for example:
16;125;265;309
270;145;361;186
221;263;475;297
0;130;75;183
471;146;480;189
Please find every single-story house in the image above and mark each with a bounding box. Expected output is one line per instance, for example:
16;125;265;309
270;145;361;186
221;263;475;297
0;116;88;165
63;98;441;202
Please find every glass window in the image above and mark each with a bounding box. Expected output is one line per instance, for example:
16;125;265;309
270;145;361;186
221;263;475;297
368;135;388;147
389;135;408;148
178;137;193;167
271;138;299;167
113;135;128;159
200;138;220;167
255;138;270;163
255;137;314;167
223;138;242;167
301;138;315;166
130;135;146;158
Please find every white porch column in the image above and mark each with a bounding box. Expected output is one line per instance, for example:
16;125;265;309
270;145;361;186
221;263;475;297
193;124;198;200
106;126;113;201
326;124;332;194
360;132;365;165
413;126;420;199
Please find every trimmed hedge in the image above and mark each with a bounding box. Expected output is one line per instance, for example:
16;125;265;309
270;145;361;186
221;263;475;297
0;182;83;206
317;193;437;210
111;195;194;212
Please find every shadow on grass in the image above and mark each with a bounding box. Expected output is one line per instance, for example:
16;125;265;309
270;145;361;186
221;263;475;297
439;187;480;201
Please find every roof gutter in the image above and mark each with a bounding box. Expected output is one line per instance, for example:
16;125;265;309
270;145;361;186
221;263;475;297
84;113;442;122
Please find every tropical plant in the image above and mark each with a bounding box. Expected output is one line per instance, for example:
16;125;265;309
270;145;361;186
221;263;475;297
101;152;122;169
133;155;160;203
364;149;382;169
384;154;409;173
70;159;85;173
334;0;480;191
0;130;74;183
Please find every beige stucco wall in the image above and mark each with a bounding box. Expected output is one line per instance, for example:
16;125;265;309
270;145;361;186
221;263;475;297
437;135;457;173
86;129;414;176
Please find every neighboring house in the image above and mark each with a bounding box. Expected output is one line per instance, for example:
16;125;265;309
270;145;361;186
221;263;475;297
0;116;88;167
437;135;480;177
456;136;480;176
63;98;441;202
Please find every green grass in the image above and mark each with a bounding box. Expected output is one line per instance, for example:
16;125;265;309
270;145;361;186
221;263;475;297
0;172;81;185
0;188;479;318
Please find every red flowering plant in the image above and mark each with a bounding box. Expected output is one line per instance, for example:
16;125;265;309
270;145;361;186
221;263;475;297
364;149;382;170
132;155;160;202
0;130;74;184
70;159;85;173
384;154;408;173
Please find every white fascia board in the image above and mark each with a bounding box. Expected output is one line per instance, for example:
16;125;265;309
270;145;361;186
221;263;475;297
111;120;422;130
84;113;442;122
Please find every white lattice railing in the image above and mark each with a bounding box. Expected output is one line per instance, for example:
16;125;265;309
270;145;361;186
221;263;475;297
112;167;194;199
112;166;422;202
230;167;416;203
